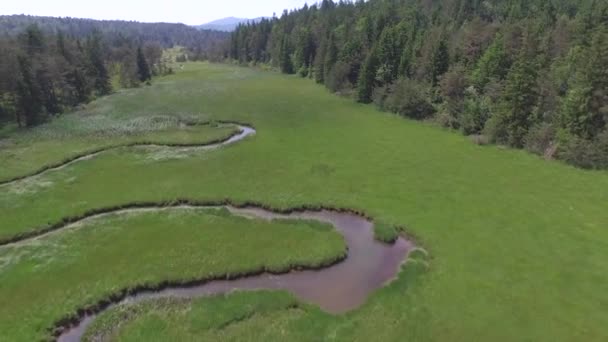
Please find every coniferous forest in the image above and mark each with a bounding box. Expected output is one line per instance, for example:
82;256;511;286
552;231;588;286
228;0;608;169
0;15;228;128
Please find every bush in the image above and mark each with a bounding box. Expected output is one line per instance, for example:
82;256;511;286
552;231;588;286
435;108;460;129
374;222;399;244
372;85;389;108
0;94;15;124
460;88;492;135
558;130;608;169
376;78;435;120
438;64;468;127
470;134;490;145
483;111;509;145
325;62;352;94
524;123;556;157
297;66;309;78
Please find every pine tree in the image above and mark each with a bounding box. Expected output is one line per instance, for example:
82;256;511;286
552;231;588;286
313;38;327;83
498;42;539;147
357;47;379;103
15;56;43;127
431;39;450;86
67;66;90;104
294;28;313;76
560;27;608;138
86;31;111;95
560;79;592;137
136;47;151;83
16;25;59;123
56;31;71;63
21;25;44;56
398;47;413;78
323;34;338;83
375;26;400;85
279;36;294;74
586;27;608;136
471;35;510;90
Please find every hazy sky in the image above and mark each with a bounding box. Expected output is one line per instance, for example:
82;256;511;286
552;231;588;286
1;0;311;25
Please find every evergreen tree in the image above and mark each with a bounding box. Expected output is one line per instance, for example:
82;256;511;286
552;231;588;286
560;28;608;139
431;39;450;86
323;34;338;82
66;66;90;104
279;36;294;74
15;56;43;127
560;78;593;137
0;16;210;128
471;35;510;90
357;47;379;103
21;24;44;56
375;26;400;85
17;25;60;121
86;30;111;95
294;28;313;76
399;46;413;78
136;46;151;83
498;42;539;147
56;31;71;62
313;37;327;83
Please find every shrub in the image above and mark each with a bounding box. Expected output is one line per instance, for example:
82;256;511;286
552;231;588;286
470;134;490;145
524;123;556;156
460;88;492;135
374;222;399;244
297;66;309;78
325;62;352;94
435;108;459;129
483;111;509;145
378;78;435;120
558;130;608;169
372;85;389;109
439;64;468;127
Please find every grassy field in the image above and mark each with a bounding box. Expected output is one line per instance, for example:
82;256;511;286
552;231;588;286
0;208;345;341
0;62;607;341
0;116;239;183
82;291;315;342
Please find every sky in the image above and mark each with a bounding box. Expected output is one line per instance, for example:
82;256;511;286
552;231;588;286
1;0;311;25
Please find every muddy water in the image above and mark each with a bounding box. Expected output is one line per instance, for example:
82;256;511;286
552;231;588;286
57;207;413;342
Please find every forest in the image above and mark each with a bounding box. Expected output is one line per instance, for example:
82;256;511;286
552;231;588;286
229;0;608;169
0;15;228;128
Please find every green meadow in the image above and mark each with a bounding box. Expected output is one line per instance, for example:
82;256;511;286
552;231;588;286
1;62;607;341
0;208;345;341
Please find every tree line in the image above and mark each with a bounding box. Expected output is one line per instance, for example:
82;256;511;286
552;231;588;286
0;16;229;128
0;15;228;54
228;0;608;169
0;25;161;127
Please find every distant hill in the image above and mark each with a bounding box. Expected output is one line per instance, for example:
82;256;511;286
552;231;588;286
197;17;267;32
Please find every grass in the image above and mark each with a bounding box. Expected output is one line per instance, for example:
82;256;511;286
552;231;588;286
83;291;308;341
0;208;345;341
373;221;399;243
83;250;431;342
0;120;239;183
0;62;607;341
